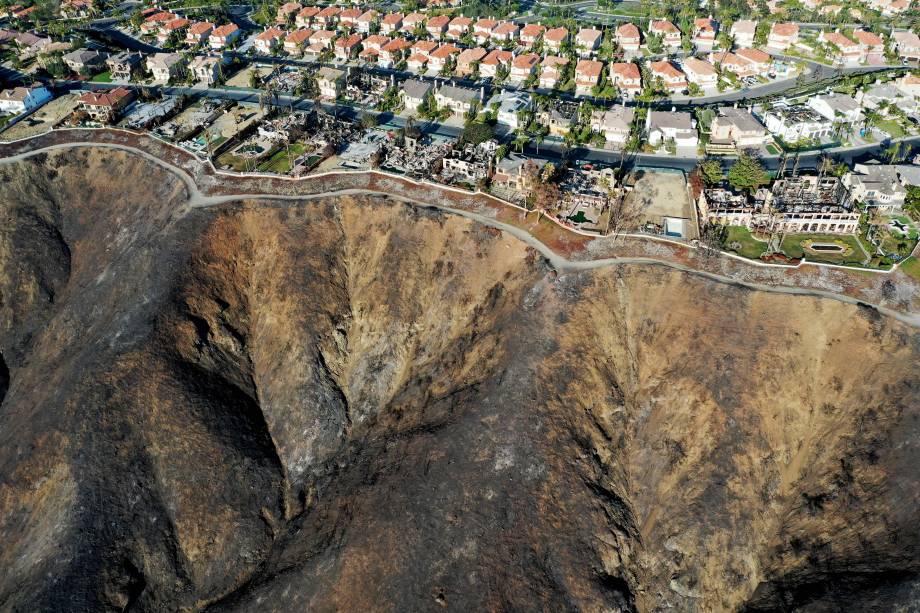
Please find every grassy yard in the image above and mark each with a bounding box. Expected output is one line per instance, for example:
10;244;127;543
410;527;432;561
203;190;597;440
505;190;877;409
256;143;308;174
899;256;920;282
723;226;768;259
90;71;113;83
780;233;868;265
874;119;906;138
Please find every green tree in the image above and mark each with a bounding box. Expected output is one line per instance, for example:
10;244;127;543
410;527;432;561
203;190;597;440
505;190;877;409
461;121;494;146
699;159;723;185
727;153;769;193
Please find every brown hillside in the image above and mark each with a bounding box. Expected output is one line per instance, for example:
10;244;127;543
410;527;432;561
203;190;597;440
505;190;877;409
0;149;917;612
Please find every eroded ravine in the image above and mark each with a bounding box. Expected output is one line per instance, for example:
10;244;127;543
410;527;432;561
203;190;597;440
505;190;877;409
0;148;916;612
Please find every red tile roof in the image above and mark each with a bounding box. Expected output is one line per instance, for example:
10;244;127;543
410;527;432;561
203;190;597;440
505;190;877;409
78;87;131;107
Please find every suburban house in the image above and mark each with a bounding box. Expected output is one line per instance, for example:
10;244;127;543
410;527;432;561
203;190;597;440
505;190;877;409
402;78;432;112
692;17;718;50
649;60;687;92
767;22;798;50
537;100;580;136
406;53;428;72
730;20;757;47
378;38;410;67
295;6;319;27
356;10;379;33
254;27;285;54
648;20;681;49
710;51;755;77
707;106;767;153
575;28;603;57
185;21;214;46
314;6;340;28
520;24;544;47
843;164;907;212
428;44;460;72
0;84;51;114
309;30;336;49
818;30;861;64
615;23;641;53
492;154;530;192
105;51;142;81
156;18;189;45
646;110;698;148
896;74;920;98
610;62;641;97
443;16;467;39
488;90;532;129
762;104;832;142
492;22;519;42
140;11;176;34
60;0;94;19
892;30;920;61
480;49;513;78
284;28;314;54
316;66;345;99
77;87;133;122
590;106;635;146
852;29;885;63
735;47;771;74
682;57;718;88
62;48;106;74
381;12;403;34
510;52;540;82
539;55;569;89
411;40;438;57
574;59;603;96
209;23;240;49
361;34;392;51
147;52;185;83
188;55;221;85
434;84;480;116
338;8;363;30
807;93;863;124
275;2;301;25
402;12;426;33
425;15;448;38
858;81;917;114
456;47;487;75
543;27;568;52
334;34;363;61
473;18;497;43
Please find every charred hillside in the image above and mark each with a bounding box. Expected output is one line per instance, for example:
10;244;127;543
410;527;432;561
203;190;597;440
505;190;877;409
0;149;917;613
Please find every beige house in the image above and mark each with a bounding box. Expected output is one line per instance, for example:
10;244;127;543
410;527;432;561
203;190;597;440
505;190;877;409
316;66;344;99
146;52;185;83
707;107;768;154
188;55;221;85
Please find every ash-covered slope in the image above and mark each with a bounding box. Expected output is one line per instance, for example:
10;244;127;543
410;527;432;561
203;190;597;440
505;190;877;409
0;149;917;613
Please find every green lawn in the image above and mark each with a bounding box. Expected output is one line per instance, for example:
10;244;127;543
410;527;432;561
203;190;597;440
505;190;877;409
256;143;308;174
780;233;868;265
723;226;768;259
90;71;112;83
765;143;780;155
874;119;906;138
899;256;920;282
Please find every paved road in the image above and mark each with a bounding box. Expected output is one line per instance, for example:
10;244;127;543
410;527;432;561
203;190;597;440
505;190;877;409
55;79;920;172
1;139;916;327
